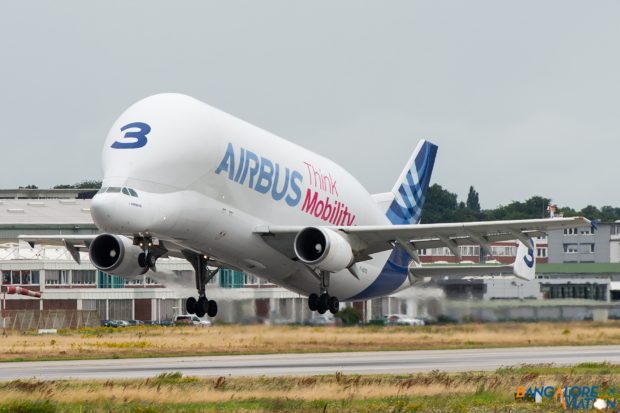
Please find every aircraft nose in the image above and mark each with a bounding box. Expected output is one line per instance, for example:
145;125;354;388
90;193;117;231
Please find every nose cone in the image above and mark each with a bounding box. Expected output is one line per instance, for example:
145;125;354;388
90;194;119;232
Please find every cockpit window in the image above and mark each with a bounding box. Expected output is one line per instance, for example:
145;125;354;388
122;187;130;196
127;188;138;197
107;187;121;193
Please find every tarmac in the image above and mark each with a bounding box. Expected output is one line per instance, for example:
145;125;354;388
0;345;618;380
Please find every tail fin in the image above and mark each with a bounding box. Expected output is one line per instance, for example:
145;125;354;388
385;139;438;225
513;239;536;281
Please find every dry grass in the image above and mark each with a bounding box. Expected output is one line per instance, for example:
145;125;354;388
0;321;619;361
0;365;617;411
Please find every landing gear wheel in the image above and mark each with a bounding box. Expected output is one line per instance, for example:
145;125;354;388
195;297;207;318
328;296;340;314
146;253;157;269
207;300;218;317
186;297;197;315
138;252;147;268
317;293;329;314
308;293;319;311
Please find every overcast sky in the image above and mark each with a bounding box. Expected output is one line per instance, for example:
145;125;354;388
1;1;618;209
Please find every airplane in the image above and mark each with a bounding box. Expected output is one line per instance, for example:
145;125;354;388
21;93;590;317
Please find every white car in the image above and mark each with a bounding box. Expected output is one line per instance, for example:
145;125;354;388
385;314;425;326
174;315;212;327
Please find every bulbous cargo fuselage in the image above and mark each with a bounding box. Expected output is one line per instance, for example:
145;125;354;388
91;94;394;300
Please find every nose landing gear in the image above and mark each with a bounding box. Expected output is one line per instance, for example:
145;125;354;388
135;236;165;274
307;271;340;315
182;251;219;318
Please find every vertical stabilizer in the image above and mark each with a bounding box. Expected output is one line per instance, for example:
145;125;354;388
385;139;438;225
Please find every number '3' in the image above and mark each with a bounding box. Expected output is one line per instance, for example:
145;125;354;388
111;122;151;149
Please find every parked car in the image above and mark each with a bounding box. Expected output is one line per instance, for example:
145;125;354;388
114;320;130;327
384;314;425;326
101;320;119;327
239;316;269;325
174;315;212;327
304;314;342;326
127;320;145;326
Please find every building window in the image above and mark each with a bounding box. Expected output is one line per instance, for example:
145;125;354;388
46;270;60;285
72;270;96;285
244;274;258;285
563;244;578;253
1;270;38;285
563;228;578;235
537;248;547;257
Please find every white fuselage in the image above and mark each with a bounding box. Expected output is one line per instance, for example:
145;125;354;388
91;94;406;300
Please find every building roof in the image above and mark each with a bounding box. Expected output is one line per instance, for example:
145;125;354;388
0;199;94;226
538;263;620;274
0;188;98;199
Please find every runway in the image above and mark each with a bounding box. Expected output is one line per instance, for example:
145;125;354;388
1;345;619;380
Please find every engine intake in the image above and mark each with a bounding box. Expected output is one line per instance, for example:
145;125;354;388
89;234;148;278
294;227;354;272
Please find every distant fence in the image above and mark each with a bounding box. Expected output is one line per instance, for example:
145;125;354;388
1;310;100;330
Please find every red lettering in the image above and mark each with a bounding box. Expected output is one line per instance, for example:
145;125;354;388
301;189;318;212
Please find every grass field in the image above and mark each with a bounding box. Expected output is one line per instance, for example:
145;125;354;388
0;363;617;412
0;320;619;362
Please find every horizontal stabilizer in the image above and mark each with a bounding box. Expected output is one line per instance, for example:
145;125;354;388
408;240;536;282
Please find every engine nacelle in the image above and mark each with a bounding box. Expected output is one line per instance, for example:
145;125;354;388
89;234;148;278
294;227;354;272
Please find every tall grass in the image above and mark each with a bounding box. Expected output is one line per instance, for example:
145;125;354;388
0;365;615;412
1;321;620;362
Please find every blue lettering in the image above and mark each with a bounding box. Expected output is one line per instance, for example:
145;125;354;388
286;170;303;207
215;142;236;180
254;157;274;194
567;397;584;409
111;122;151;149
215;142;303;208
543;386;555;398
234;148;245;182
240;150;258;187
271;164;290;201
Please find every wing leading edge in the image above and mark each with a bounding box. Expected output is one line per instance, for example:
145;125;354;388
256;216;591;263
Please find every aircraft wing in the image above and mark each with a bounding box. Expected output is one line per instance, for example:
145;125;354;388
17;234;206;266
256;216;591;260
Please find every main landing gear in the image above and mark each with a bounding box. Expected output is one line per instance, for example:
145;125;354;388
307;271;340;315
182;251;219;318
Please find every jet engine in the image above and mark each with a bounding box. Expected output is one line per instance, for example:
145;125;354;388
89;234;148;278
294;227;354;272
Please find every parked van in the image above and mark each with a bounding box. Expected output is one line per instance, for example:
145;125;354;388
174;315;212;327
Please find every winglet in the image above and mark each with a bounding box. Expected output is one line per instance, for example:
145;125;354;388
512;239;536;281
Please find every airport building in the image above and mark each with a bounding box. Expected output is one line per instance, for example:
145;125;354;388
1;189;620;326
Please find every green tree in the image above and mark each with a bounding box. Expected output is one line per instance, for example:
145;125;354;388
466;186;481;211
335;307;361;326
53;180;102;189
421;184;458;223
